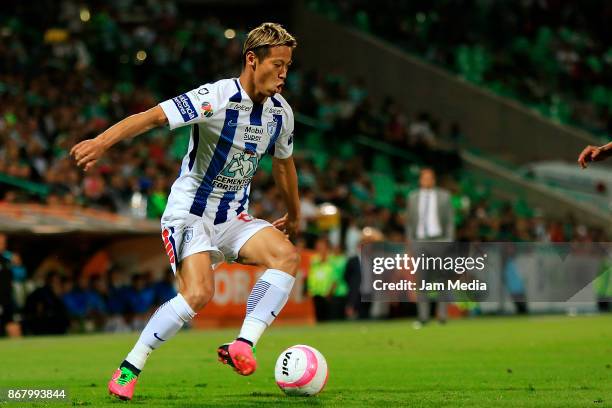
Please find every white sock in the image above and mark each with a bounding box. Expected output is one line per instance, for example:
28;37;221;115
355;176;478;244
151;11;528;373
238;269;295;345
125;293;195;370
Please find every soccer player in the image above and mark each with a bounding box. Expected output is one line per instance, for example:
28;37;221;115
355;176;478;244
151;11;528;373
71;23;300;400
578;141;612;168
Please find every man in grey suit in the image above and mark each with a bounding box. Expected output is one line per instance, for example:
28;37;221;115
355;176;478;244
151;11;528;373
406;168;455;326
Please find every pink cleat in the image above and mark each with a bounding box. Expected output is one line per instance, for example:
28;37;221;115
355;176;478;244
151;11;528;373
108;367;138;400
217;340;257;376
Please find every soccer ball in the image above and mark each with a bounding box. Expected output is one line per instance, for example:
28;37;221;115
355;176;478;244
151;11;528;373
274;345;328;396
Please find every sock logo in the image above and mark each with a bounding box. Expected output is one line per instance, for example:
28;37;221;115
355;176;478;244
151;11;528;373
153;332;166;342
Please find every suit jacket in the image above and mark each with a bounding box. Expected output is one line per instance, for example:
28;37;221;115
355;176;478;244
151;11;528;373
344;256;362;308
406;188;455;242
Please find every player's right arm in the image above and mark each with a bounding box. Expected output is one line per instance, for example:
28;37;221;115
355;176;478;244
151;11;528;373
72;83;217;171
578;141;612;168
71;105;168;171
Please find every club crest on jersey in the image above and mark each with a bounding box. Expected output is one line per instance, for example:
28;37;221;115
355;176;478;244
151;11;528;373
183;227;193;243
201;101;213;118
267;117;279;136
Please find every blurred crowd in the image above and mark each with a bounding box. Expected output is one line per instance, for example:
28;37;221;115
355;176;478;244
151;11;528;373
0;232;178;336
0;0;459;218
312;0;612;135
1;0;239;216
1;0;586;238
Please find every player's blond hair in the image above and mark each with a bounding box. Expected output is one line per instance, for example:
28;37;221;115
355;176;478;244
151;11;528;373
242;22;297;67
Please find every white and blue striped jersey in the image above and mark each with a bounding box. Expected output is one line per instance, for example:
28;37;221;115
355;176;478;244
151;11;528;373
159;78;294;225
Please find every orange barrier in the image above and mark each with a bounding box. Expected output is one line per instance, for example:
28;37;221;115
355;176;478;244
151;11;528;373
193;250;316;328
80;235;315;328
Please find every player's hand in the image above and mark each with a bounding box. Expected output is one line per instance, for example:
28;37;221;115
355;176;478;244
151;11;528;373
70;138;106;172
578;145;604;168
272;213;300;240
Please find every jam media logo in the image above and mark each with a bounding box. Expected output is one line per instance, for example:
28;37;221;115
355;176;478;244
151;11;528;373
267;117;279;136
172;94;197;122
220;149;258;178
201;101;213;118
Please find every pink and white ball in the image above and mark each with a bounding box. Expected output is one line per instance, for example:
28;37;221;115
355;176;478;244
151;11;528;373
274;345;328;396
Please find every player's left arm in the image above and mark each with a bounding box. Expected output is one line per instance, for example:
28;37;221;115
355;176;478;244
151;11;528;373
272;155;300;239
270;107;299;238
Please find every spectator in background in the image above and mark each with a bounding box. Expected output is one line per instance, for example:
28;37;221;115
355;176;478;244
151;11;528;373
22;272;69;335
147;176;169;219
409;112;437;149
153;268;177;305
107;174;132;214
0;242;14;336
62;274;106;332
9;253;27;310
62;274;89;326
406;168;455;326
307;236;348;321
105;268;130;332
406;168;455;242
343;219;362;258
299;187;319;232
127;272;156;330
88;275;109;330
0;234;23;275
0;234;26;310
501;244;528;315
345;227;384;320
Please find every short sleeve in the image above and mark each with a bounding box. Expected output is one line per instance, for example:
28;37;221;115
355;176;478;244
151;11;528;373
273;110;294;159
159;84;216;130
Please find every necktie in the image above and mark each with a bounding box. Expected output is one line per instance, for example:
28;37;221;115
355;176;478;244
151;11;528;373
423;191;430;238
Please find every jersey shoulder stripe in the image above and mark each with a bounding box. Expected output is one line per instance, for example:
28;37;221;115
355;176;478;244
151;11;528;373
266;96;284;156
187;124;199;171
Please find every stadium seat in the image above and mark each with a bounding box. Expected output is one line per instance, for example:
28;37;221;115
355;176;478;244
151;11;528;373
370;173;396;208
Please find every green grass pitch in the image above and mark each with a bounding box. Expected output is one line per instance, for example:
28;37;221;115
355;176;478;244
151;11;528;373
1;315;611;407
